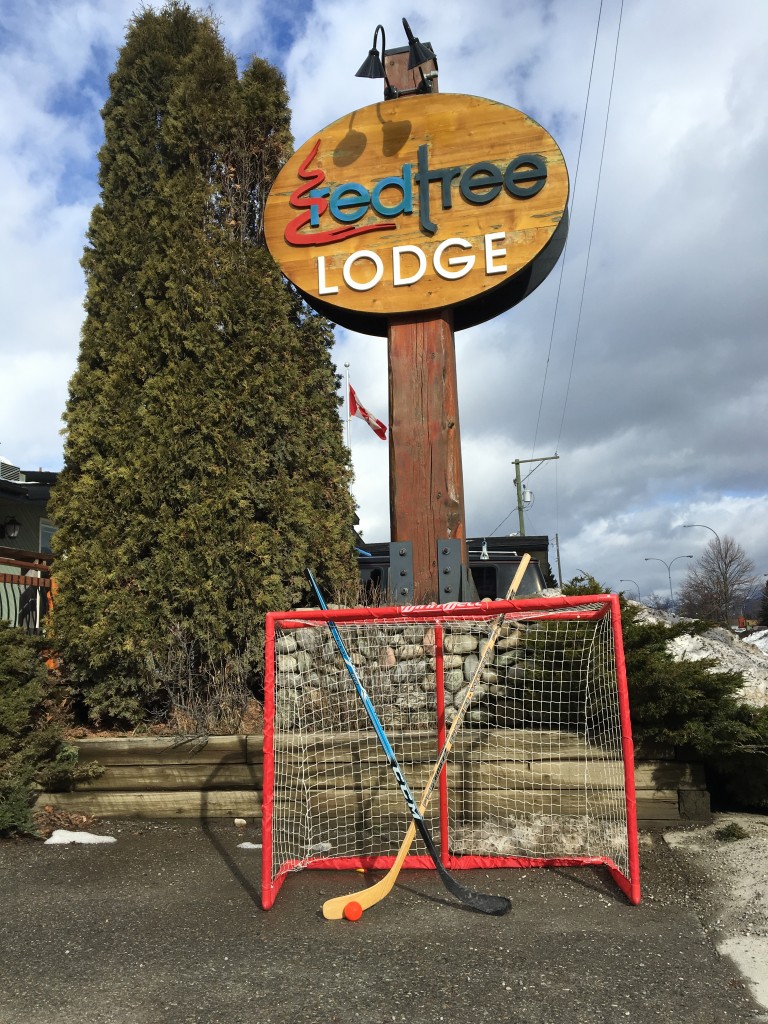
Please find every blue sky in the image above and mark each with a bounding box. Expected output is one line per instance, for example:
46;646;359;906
1;0;767;599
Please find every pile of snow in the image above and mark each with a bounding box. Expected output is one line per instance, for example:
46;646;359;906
626;601;680;627
625;601;768;707
744;629;768;654
667;629;768;706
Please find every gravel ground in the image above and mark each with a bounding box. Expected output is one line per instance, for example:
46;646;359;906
664;812;768;1012
2;817;768;1024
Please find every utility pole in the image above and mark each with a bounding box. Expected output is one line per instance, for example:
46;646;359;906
555;532;563;586
512;455;559;536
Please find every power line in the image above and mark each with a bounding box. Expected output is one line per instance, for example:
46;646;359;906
529;0;605;460
490;2;625;539
555;0;625;451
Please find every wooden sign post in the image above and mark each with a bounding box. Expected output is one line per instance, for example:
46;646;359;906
263;50;569;601
388;309;465;599
384;49;466;600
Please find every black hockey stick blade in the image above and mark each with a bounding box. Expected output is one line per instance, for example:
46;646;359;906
415;819;511;916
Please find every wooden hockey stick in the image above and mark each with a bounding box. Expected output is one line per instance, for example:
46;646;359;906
321;554;532;920
307;570;510;917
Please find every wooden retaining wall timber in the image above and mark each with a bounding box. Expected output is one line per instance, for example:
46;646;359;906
33;733;710;826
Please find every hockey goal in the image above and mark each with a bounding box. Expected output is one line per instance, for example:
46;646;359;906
261;593;640;909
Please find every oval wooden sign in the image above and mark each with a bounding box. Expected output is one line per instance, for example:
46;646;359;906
264;93;569;336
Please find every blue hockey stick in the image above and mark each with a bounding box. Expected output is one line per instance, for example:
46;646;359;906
306;569;510;916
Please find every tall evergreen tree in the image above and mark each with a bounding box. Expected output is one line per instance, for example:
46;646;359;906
50;3;357;725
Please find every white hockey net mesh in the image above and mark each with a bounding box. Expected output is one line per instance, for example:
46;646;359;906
265;599;633;892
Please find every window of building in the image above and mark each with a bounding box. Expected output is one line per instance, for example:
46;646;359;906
39;520;57;554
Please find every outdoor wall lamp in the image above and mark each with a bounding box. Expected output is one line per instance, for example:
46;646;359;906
402;17;436;71
355;17;437;99
356;24;388;80
0;517;21;540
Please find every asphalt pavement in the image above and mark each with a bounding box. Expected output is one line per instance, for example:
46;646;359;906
1;820;766;1024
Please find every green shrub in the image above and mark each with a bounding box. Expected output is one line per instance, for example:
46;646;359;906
563;574;768;811
0;623;101;837
713;822;750;842
621;608;768;810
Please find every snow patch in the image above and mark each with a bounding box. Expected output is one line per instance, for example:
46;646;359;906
743;629;768;654
44;830;117;845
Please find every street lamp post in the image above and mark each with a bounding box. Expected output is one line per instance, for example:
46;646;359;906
619;579;642;602
682;523;722;547
644;555;693;606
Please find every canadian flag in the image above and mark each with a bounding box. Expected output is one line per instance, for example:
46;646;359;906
349;384;387;440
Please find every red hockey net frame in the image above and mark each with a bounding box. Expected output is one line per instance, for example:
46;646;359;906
261;594;640;909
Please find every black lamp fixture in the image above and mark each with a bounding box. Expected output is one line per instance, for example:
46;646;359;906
402;16;436;71
356;24;388;80
355;17;437;99
0;516;21;540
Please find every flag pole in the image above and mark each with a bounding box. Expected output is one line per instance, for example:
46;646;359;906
344;362;351;451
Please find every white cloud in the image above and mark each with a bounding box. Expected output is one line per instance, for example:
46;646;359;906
0;0;766;599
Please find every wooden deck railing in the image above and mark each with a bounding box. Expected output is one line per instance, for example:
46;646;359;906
0;549;54;634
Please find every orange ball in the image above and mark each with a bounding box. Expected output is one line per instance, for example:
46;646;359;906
343;900;363;922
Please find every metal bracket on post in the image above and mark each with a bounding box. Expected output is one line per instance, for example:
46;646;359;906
388;542;414;604
437;539;478;604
